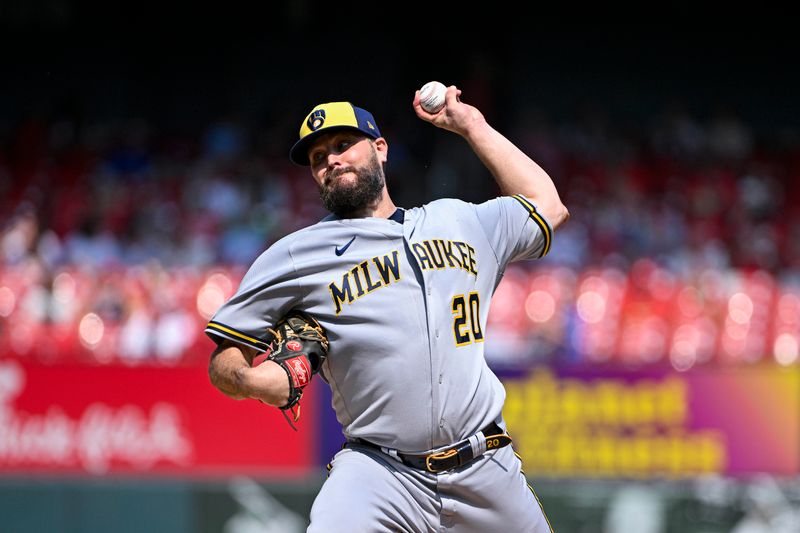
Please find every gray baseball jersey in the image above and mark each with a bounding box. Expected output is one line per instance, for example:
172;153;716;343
206;194;551;453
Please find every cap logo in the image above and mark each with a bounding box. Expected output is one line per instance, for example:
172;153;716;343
367;121;375;130
308;109;326;131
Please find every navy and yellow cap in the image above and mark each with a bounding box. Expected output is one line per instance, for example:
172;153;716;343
289;102;381;165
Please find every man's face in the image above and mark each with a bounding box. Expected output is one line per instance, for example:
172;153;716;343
308;131;387;216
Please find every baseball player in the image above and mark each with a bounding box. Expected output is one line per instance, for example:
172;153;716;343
207;85;569;532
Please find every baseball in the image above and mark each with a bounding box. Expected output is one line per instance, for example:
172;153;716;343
419;81;447;114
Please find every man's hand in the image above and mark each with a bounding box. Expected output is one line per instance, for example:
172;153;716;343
413;85;486;138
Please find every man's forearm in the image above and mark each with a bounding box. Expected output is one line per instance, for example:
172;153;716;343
209;343;252;399
464;119;569;229
208;342;290;406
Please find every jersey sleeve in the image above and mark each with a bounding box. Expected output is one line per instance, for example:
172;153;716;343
204;241;301;352
473;194;553;265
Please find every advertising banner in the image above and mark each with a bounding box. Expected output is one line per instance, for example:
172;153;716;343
502;366;800;478
0;358;318;477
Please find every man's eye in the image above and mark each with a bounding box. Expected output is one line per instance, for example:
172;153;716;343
311;152;324;164
338;140;352;150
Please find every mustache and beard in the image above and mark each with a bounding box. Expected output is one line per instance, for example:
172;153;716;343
318;147;386;217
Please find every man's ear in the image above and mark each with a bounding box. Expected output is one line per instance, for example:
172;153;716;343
373;137;388;164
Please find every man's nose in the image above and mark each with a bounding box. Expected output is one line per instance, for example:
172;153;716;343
326;151;345;168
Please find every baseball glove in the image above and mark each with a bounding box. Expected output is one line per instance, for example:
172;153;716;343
266;310;329;429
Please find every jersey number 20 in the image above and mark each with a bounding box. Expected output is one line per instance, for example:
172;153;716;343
451;292;484;346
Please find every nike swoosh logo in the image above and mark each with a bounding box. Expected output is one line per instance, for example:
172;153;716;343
335;236;356;256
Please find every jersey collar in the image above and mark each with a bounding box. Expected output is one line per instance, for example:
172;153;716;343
389;208;405;224
321;208;405;223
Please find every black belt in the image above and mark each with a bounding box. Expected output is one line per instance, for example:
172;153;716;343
350;422;512;474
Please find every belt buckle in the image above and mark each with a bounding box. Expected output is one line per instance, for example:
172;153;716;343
425;448;458;473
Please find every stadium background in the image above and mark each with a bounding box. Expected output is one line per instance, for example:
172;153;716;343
1;4;799;532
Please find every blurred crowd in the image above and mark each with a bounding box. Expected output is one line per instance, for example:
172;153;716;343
1;103;798;367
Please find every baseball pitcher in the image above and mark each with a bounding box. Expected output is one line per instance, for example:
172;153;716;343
207;85;569;532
